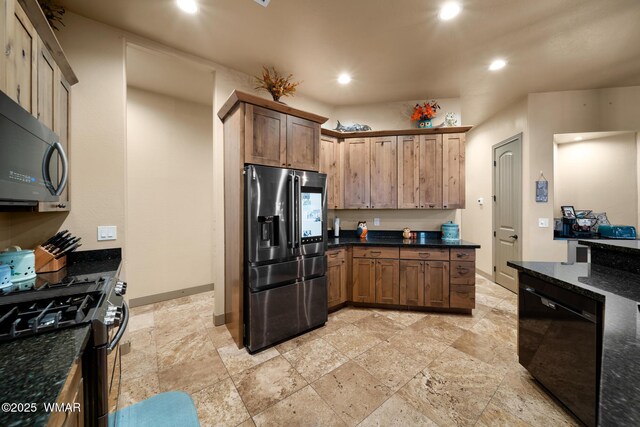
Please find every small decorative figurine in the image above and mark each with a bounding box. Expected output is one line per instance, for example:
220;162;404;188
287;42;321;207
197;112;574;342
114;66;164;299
444;112;458;127
334;121;372;132
356;221;368;239
402;227;412;239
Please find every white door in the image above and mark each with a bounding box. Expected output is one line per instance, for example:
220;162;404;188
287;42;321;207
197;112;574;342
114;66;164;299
493;135;522;292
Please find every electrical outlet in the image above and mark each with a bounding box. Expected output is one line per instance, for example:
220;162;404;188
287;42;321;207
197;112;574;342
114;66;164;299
254;0;271;7
373;218;380;226
538;218;549;228
98;226;117;241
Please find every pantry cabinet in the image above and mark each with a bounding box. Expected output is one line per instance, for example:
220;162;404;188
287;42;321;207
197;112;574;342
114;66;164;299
320;135;343;209
370;136;397;209
343;138;370;209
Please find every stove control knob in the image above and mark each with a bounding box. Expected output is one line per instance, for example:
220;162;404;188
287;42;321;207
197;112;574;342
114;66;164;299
115;281;128;296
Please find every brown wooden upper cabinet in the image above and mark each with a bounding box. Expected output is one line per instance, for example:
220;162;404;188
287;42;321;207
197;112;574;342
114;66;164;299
443;133;466;209
397;135;420;209
36;39;55;128
370;136;397;209
343;138;371;208
5;0;38;114
397;134;443;209
320;135;343;209
245;104;320;171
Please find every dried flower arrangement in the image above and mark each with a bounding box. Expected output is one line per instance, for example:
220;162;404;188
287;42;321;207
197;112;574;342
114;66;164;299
411;100;441;122
254;66;300;102
38;0;66;31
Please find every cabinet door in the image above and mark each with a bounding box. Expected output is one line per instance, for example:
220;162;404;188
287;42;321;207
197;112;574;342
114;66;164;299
36;40;55;128
320;136;343;209
343;138;370;209
0;0;7;93
399;260;424;306
287;115;320;171
397;135;420;209
352;257;375;303
419;134;443;209
327;256;347;308
424;261;449;307
5;0;37;114
370;136;397;209
442;133;465;209
375;259;399;305
245;104;287;167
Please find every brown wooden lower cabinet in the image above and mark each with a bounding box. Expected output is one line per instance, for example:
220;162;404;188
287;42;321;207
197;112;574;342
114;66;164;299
375;259;399;304
399;260;449;308
424;261;450;308
352;257;376;303
327;250;348;309
450;284;475;309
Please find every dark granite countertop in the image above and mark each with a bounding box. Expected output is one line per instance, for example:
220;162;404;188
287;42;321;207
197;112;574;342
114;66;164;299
0;326;91;426
0;249;122;426
508;261;640;426
578;239;640;255
327;230;480;249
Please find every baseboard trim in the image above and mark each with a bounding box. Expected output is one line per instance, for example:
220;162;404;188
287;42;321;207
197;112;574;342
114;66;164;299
214;313;226;326
128;283;215;308
475;268;493;281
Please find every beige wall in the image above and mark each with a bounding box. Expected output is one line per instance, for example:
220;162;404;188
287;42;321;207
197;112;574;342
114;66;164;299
554;134;638;228
126;87;213;300
330;209;457;233
462;98;528;274
330;97;461;131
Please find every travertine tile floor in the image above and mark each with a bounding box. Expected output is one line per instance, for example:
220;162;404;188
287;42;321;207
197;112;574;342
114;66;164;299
122;275;580;426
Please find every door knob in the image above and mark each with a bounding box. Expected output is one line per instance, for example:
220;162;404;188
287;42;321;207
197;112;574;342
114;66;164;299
509;234;518;240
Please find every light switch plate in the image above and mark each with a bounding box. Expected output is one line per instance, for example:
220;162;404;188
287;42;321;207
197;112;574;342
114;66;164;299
373;218;380;226
98;226;117;241
538;218;549;228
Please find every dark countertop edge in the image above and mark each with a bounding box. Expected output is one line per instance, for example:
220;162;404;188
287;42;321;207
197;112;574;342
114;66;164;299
327;238;480;249
507;260;640;426
578;239;640;254
507;261;606;302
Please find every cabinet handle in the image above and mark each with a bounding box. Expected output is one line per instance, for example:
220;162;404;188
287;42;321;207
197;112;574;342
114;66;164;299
457;267;469;274
370;251;382;255
419;252;431;257
429;204;435;208
288;163;292;167
329;252;339;257
456;253;468;258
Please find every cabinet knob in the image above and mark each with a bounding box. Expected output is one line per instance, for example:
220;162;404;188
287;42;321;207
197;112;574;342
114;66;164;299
429;204;435;208
420;205;424;208
57;204;66;208
288;163;292;166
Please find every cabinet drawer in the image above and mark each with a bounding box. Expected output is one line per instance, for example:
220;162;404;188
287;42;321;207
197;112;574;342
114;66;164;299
450;285;475;309
400;248;449;260
327;248;346;261
450;249;475;261
353;247;399;259
450;261;475;285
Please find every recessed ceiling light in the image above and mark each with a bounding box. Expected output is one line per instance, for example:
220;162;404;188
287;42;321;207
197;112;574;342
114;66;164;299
574;136;583;141
489;59;507;71
337;73;352;85
177;0;198;14
439;2;461;21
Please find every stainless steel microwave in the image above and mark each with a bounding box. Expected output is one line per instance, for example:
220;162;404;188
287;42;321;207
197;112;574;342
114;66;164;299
0;90;68;209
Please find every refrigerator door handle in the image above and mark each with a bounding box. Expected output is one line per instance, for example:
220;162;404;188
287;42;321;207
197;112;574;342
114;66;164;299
295;174;301;248
289;173;295;248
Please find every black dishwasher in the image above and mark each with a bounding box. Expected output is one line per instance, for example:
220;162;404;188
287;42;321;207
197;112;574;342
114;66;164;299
519;273;602;427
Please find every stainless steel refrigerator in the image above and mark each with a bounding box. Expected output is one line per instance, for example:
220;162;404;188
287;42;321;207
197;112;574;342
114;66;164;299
244;164;328;352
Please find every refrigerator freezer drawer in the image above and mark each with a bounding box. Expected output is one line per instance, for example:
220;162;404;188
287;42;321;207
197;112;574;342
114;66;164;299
247;276;327;353
248;255;326;291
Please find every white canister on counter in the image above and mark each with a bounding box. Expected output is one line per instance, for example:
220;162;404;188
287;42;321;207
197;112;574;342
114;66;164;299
334;217;340;237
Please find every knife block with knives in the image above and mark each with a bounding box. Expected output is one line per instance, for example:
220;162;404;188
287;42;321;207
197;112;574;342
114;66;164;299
35;231;82;273
35;246;67;273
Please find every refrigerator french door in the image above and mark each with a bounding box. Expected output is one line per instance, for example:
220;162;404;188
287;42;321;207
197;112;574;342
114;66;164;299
244;165;328;352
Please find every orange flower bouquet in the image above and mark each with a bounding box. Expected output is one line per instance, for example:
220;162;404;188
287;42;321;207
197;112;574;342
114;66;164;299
254;66;301;102
411;100;441;122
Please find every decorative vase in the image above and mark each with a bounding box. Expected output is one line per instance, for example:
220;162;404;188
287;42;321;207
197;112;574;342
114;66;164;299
356;221;368;240
418;119;433;129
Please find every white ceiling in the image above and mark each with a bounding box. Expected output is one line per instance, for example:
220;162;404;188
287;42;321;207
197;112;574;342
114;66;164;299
59;0;640;124
126;44;214;106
